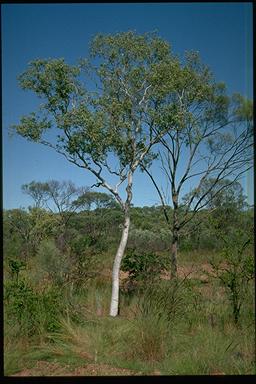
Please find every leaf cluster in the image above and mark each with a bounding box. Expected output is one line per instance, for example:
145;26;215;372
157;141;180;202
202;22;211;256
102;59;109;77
121;248;167;282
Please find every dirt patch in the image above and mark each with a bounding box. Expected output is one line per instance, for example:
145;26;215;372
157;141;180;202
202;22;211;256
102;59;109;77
172;263;215;282
99;262;215;284
71;363;141;376
120;270;129;281
210;370;225;375
11;360;143;376
11;361;68;377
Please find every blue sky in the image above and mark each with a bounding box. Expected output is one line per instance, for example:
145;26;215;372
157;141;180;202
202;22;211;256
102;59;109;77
2;3;253;209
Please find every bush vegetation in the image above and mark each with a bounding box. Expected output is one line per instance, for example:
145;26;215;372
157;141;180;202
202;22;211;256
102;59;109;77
3;197;255;376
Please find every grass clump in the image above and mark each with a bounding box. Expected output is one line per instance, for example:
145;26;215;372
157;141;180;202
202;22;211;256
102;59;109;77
4;250;255;376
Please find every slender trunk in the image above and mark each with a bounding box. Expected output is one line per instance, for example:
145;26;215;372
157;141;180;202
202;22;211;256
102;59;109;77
171;194;179;278
110;170;133;317
57;232;66;252
109;213;130;317
171;227;178;278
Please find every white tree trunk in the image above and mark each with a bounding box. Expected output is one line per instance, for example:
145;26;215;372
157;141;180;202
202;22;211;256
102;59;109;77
109;214;130;317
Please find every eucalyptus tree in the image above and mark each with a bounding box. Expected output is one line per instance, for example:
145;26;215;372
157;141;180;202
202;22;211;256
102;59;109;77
74;190;118;211
184;178;248;213
12;31;176;316
22;181;48;209
143;52;253;277
4;208;56;259
22;180;84;218
22;180;86;250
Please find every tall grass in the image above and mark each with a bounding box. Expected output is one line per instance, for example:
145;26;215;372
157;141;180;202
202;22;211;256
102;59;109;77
4;252;255;376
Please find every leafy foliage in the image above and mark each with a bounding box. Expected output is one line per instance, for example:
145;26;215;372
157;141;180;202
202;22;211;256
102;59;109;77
122;249;167;283
36;239;71;285
12;31;179;180
8;259;26;281
209;226;254;324
4;278;63;336
73;191;118;211
4;207;57;258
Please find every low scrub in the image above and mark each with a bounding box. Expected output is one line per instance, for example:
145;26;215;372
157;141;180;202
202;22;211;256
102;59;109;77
4;277;64;337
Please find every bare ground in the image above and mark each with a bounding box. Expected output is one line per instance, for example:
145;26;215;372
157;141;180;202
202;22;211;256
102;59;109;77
160;262;215;282
10;360;225;376
11;360;145;376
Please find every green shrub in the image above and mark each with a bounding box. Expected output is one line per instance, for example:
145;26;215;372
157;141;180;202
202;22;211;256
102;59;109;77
68;234;101;289
128;228;169;252
4;278;63;336
70;234;95;254
36;239;71;285
8;259;26;281
209;229;254;324
121;249;167;286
